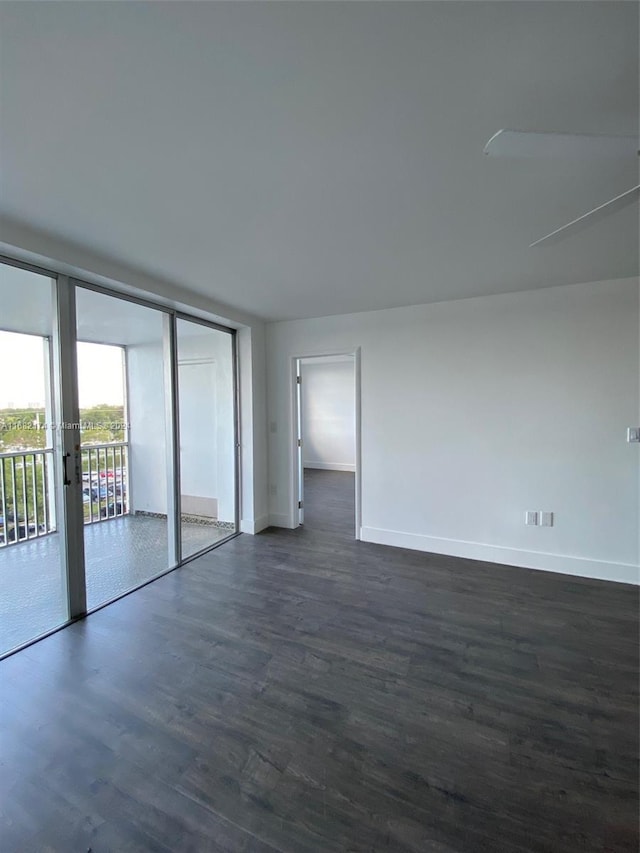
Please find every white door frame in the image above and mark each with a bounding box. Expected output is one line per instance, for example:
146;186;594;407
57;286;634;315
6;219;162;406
289;348;361;539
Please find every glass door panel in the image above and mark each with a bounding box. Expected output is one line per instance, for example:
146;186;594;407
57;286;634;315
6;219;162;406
176;319;237;558
0;266;241;653
75;287;174;610
0;263;68;654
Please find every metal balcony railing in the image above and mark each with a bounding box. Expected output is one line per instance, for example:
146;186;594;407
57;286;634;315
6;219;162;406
82;442;129;526
0;448;55;546
0;442;128;547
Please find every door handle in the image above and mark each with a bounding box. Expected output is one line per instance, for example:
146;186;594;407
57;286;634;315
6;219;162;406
62;452;71;486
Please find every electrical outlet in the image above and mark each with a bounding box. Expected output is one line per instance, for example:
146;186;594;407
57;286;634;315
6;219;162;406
539;511;554;527
525;511;539;526
627;427;640;443
269;484;277;496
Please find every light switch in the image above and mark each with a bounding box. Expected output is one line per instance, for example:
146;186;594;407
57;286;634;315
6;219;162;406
627;427;640;443
525;511;538;526
539;512;554;527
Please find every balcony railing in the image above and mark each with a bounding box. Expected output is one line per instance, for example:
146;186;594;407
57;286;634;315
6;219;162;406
0;442;128;547
82;442;128;525
0;448;55;546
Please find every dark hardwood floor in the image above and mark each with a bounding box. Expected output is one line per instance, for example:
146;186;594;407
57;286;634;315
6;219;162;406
1;469;638;852
301;467;355;535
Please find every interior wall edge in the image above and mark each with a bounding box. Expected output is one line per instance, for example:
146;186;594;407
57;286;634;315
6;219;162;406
240;515;270;535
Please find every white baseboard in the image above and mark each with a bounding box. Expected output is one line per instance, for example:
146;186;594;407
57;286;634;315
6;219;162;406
268;513;296;529
360;526;639;585
304;462;356;472
240;515;270;535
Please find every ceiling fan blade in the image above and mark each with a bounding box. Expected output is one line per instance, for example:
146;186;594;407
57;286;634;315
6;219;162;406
529;184;640;247
484;129;639;159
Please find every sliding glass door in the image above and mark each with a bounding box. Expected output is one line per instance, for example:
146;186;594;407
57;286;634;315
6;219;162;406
176;318;237;559
75;286;176;610
0;263;68;652
0;260;239;656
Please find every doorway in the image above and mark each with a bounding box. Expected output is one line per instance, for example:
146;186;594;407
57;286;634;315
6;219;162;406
293;352;360;538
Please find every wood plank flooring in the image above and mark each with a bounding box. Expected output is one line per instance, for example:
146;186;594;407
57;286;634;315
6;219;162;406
1;469;638;852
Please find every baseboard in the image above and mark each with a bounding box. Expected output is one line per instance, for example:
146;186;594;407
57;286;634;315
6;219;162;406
304;462;356;472
240;515;270;535
268;513;296;529
360;526;639;585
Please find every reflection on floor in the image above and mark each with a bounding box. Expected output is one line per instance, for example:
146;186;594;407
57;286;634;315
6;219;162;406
0;515;231;654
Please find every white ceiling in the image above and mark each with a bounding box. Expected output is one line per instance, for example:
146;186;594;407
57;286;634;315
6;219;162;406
0;1;638;322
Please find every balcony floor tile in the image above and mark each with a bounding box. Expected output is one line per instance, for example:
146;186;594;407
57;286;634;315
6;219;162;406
0;515;231;655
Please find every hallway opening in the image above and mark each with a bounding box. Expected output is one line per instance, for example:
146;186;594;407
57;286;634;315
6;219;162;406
294;353;359;538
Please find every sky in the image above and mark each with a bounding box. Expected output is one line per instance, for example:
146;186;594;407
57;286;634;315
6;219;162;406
0;332;125;409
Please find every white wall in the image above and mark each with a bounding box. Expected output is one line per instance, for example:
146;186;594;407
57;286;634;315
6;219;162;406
301;358;355;472
266;278;640;584
178;360;218;515
239;323;269;534
126;323;268;534
177;327;235;523
126;324;268;534
127;340;169;516
127;329;236;523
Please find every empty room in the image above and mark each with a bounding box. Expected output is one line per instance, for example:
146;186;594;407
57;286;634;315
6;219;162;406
0;2;638;852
